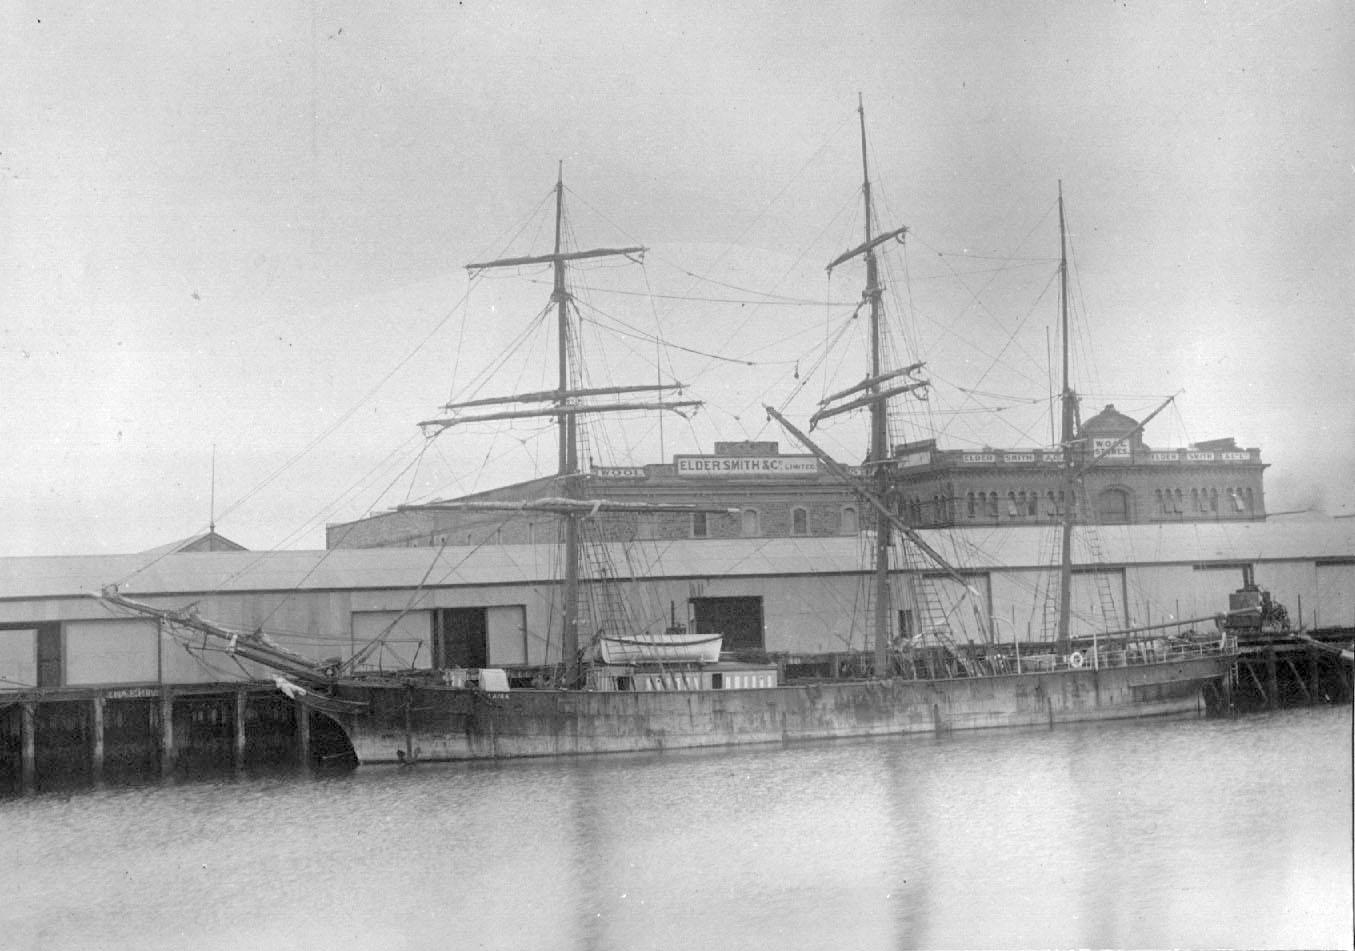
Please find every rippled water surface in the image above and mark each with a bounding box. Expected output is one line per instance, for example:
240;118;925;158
2;707;1350;950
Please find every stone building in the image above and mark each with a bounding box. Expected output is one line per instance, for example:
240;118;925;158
890;404;1267;529
327;441;863;549
326;408;1266;549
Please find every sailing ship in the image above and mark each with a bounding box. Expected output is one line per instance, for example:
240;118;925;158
101;100;1240;767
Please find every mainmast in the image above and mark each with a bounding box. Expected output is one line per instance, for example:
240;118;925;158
813;96;912;677
1055;182;1075;651
859;97;893;679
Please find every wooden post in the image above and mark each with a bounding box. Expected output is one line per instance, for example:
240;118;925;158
90;695;105;785
20;702;36;794
295;704;311;771
160;694;176;778
1309;650;1321;702
1283;656;1310;702
1265;645;1278;710
234;690;248;772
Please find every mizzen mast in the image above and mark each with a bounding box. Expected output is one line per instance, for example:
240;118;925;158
1055;181;1075;652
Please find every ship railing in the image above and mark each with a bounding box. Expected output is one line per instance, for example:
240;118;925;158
892;632;1235;680
1010;634;1235;674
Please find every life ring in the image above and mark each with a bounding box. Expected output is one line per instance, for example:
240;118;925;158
1068;651;1085;669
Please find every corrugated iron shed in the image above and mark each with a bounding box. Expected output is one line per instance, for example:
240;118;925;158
1;519;1349;601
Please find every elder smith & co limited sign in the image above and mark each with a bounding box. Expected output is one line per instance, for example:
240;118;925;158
674;455;821;477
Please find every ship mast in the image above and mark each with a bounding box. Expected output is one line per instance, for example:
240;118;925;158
859;97;893;679
1055;181;1075;652
445;165;663;686
806;96;913;677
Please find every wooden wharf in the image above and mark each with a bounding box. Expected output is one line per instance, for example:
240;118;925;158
1228;628;1354;711
0;683;354;796
2;633;1349;796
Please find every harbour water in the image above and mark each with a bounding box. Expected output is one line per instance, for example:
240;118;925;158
1;706;1350;951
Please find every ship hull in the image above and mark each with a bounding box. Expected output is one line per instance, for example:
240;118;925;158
329;654;1232;765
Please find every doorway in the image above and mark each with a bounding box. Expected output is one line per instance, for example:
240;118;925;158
435;608;488;669
690;596;764;652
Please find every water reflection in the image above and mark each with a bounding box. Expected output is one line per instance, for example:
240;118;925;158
0;708;1350;950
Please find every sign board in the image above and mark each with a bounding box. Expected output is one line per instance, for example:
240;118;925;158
674;455;820;477
962;453;997;464
593;467;646;479
1092;437;1131;459
1186;451;1215;461
896;450;932;468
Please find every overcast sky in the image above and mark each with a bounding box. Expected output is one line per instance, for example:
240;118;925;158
2;0;1351;556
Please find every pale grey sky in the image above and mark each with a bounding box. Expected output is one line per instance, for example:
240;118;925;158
3;0;1352;555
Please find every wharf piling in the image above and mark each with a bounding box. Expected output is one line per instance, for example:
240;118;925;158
1;683;354;797
1229;628;1354;712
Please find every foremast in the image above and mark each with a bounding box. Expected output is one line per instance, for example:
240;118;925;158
423;165;698;686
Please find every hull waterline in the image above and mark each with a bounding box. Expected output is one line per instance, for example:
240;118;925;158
329;654;1232;766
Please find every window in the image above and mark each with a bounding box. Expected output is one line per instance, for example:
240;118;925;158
741;508;760;536
967;492;976;518
1191;488;1199;512
1007;491;1018;517
1210;488;1218;513
841;506;858;533
1027;491;1038;517
987;493;999;518
791;507;808;535
692;511;708;538
1096;488;1130;524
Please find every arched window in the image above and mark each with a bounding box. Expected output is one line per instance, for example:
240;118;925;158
967;492;976;518
692;512;708;538
1209;488;1218;513
841;506;858;534
1191;488;1199;512
1096;487;1130;524
1174;489;1183;513
1027;491;1038;516
1048;490;1058;517
1155;489;1164;514
1007;491;1018;517
741;508;760;536
791;507;808;535
987;493;999;518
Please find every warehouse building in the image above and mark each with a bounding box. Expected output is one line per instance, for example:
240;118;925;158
327;405;1267;550
3;519;1349;693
